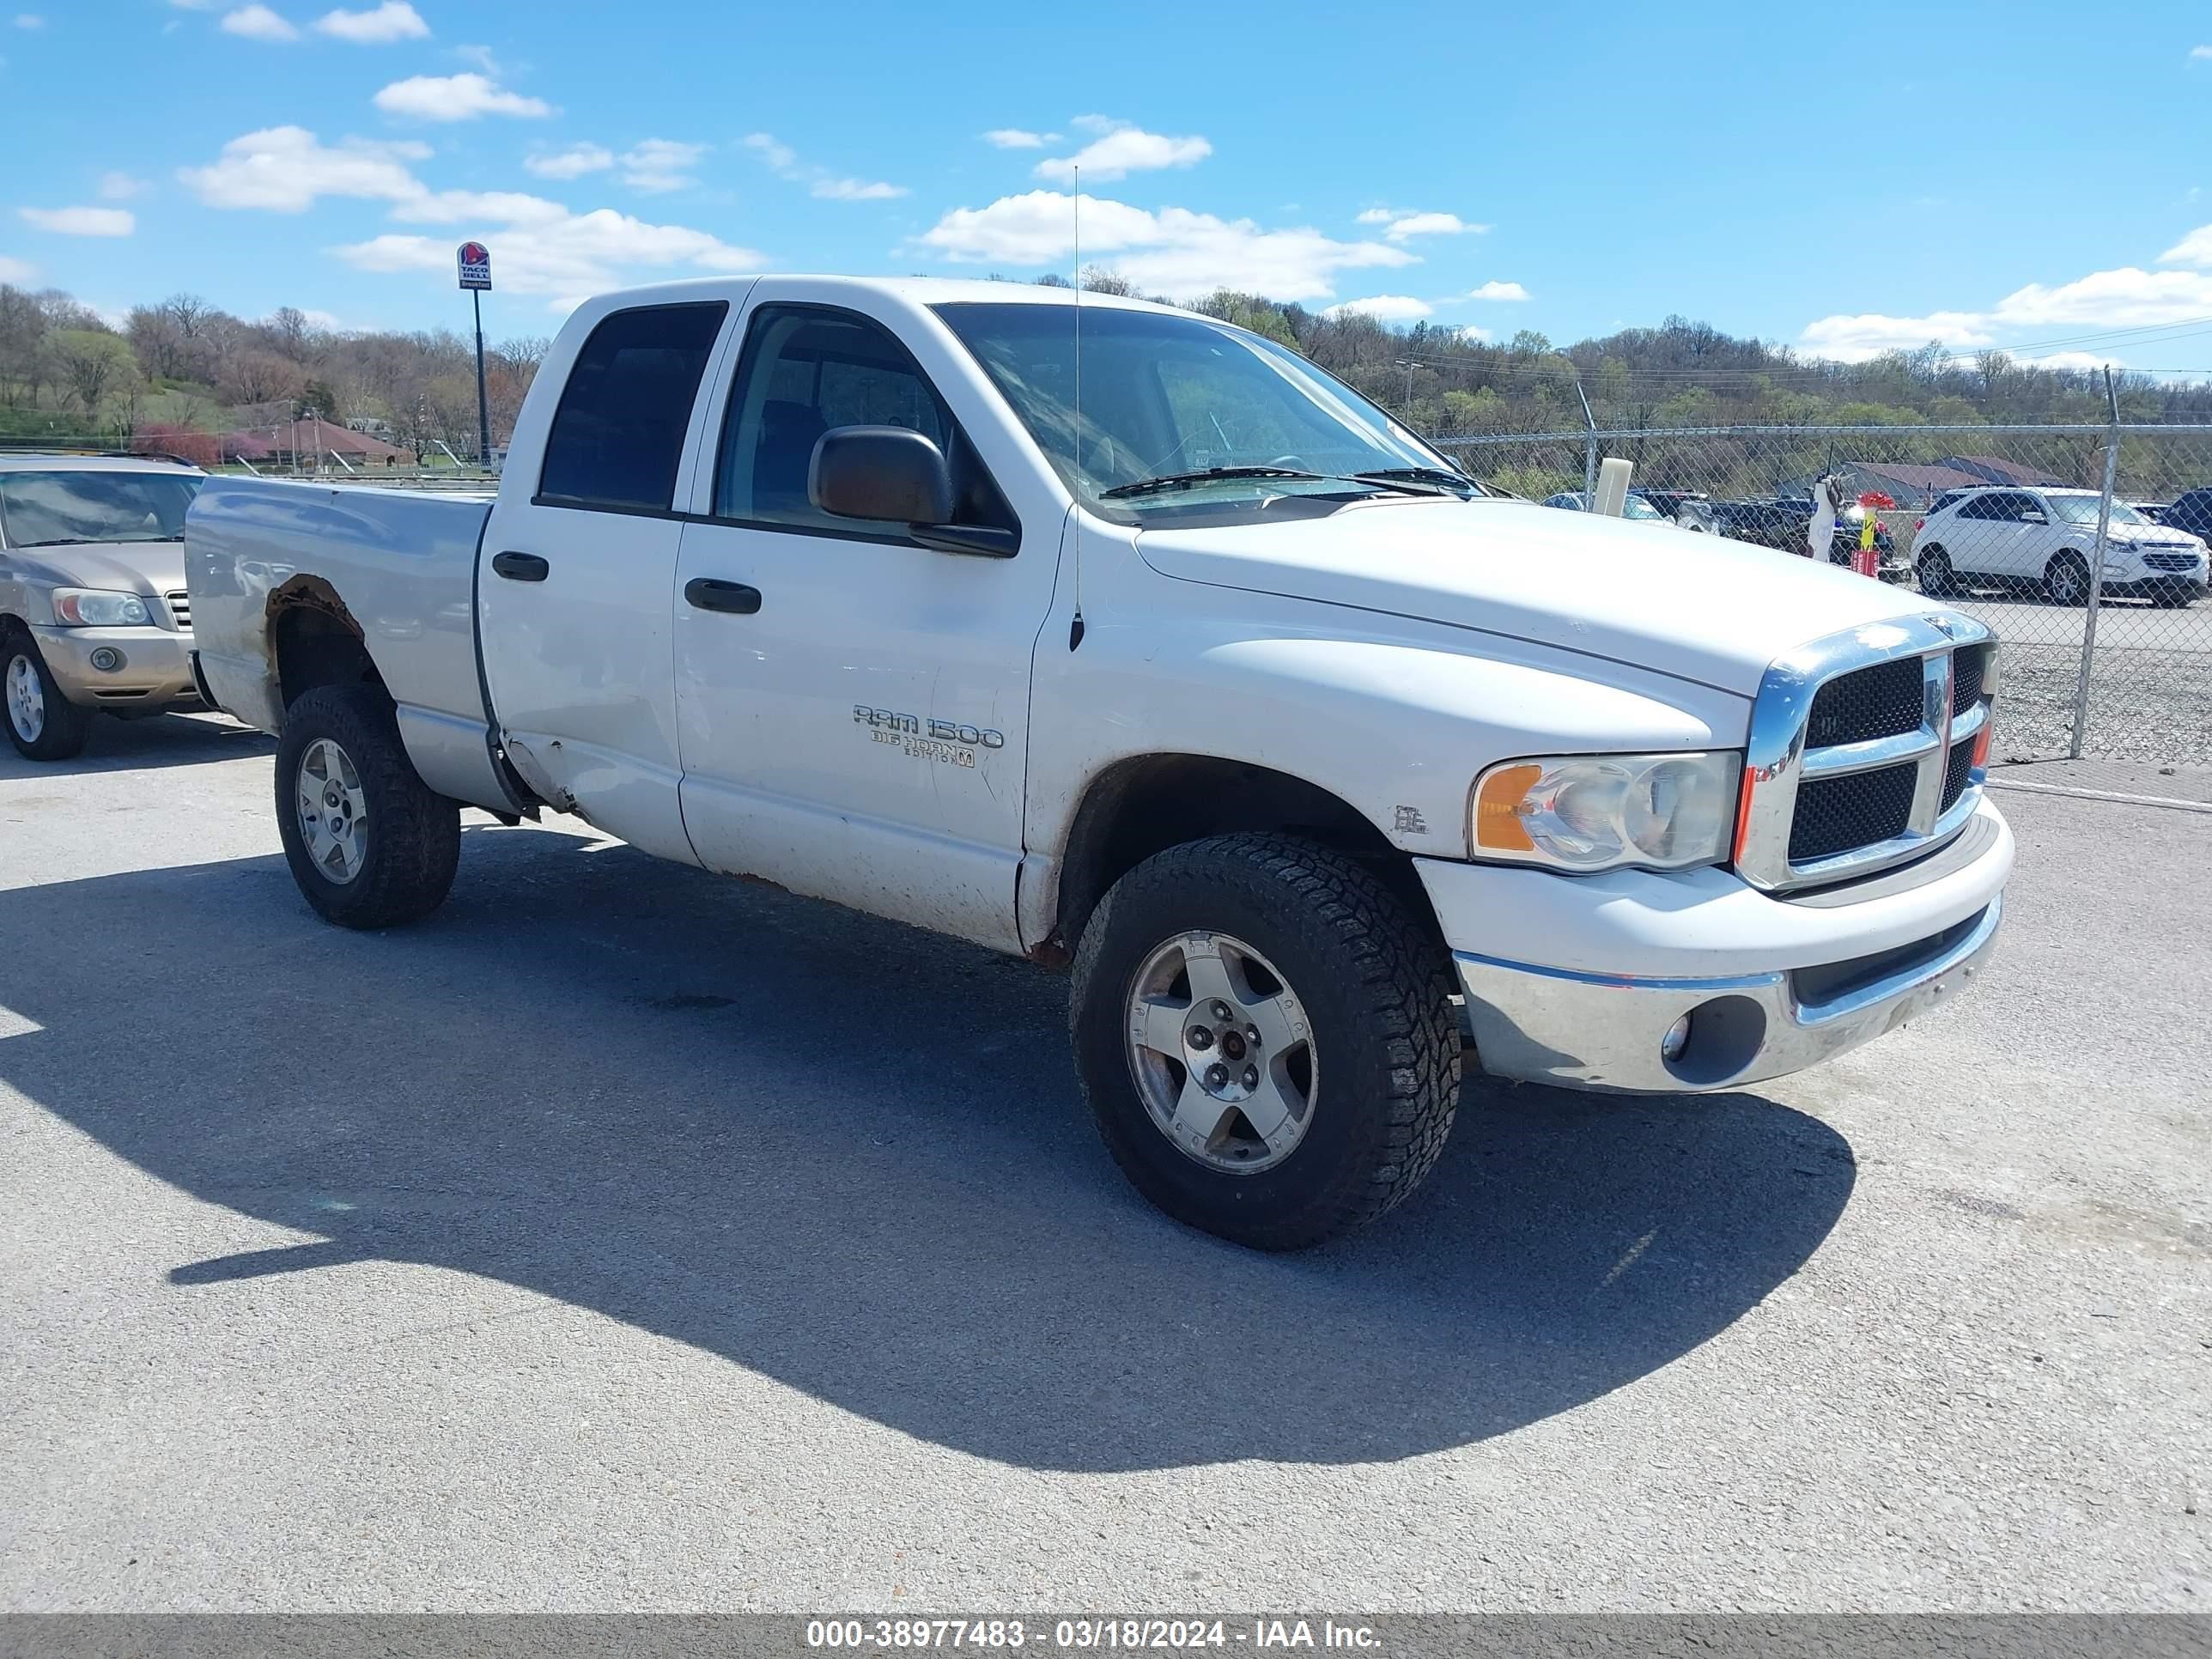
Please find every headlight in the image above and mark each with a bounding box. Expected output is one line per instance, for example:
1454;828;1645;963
49;588;151;627
1471;751;1741;873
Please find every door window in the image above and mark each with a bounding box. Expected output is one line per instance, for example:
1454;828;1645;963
714;306;1011;536
537;301;728;513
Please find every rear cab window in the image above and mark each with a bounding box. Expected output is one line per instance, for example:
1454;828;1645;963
537;301;728;514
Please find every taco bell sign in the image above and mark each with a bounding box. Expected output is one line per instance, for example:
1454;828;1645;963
456;241;491;291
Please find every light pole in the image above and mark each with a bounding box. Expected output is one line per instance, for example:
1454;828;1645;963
1392;356;1416;415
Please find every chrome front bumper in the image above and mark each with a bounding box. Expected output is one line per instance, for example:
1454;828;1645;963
1454;893;2002;1094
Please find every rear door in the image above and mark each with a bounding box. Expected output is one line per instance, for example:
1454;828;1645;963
1948;491;2028;577
669;288;1061;951
477;296;740;862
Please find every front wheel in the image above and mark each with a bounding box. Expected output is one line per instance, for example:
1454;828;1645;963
2045;552;2092;608
1069;833;1462;1250
3;630;94;762
274;684;460;928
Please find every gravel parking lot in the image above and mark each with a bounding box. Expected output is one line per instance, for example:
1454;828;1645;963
1935;596;2211;767
2;715;2207;1613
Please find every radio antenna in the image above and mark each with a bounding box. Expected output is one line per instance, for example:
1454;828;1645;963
1068;166;1085;651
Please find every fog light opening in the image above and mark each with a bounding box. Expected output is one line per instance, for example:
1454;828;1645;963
1660;1014;1692;1062
88;647;125;673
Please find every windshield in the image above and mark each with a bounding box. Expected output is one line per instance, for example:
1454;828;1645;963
933;302;1463;519
0;469;201;547
2045;494;2143;526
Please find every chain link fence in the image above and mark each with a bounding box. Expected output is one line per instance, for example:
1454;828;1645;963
1428;421;2212;768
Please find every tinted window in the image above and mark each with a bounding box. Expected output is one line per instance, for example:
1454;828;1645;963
1956;494;2002;521
714;306;1009;534
538;302;727;512
0;469;201;547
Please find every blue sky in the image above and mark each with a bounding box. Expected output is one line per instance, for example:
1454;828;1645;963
5;0;2211;369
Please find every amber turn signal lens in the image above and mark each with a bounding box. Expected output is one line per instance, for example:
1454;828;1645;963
1473;763;1542;852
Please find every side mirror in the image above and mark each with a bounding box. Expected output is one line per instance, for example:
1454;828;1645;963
811;425;953;526
808;425;1019;558
2020;510;2047;524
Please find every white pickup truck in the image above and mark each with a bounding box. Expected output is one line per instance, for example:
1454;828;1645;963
186;276;2012;1249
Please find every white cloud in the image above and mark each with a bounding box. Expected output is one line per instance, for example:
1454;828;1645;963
453;41;497;70
982;128;1057;149
98;171;149;200
619;138;706;194
315;1;428;41
179;126;430;210
2157;222;2212;265
742;132;797;171
15;14;44;28
1322;295;1432;323
917;189;1418;302
1796;310;1996;362
1468;280;1529;301
2191;44;2212;59
221;4;298;40
812;176;905;201
1358;209;1489;243
1034;119;1210;184
1449;324;1492;343
374;71;550;121
168;0;214;8
744;132;903;202
19;205;135;236
526;143;613;180
337;209;763;307
0;254;38;283
1990;266;2212;328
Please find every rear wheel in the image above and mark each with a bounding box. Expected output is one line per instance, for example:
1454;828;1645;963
1069;832;1462;1250
274;684;460;928
2045;551;2092;608
3;629;94;762
1917;546;1955;597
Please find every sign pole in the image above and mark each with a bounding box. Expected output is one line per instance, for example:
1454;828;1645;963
471;288;490;472
455;240;494;471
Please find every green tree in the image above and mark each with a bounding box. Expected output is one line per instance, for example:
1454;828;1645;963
53;329;138;415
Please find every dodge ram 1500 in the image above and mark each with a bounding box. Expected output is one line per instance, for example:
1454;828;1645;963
187;276;2011;1248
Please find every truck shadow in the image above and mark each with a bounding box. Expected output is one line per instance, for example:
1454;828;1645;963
0;826;1856;1473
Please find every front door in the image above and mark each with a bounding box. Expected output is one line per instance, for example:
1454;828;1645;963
670;292;1060;951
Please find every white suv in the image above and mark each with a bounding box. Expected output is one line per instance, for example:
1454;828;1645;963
1912;486;2208;608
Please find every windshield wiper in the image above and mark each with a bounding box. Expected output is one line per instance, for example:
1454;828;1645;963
1347;467;1474;495
13;535;181;548
1100;465;1323;500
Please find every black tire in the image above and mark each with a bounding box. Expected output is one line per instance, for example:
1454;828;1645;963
274;684;460;928
2045;551;2091;608
3;626;94;762
1069;832;1462;1250
1916;547;1954;598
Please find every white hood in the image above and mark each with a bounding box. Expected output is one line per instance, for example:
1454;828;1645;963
1136;497;1936;696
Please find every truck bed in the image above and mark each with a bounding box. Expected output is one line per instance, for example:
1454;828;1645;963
187;477;495;740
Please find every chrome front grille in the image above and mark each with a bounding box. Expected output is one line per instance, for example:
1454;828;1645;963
1737;614;1998;893
165;589;191;632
